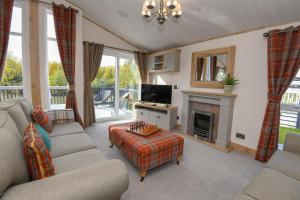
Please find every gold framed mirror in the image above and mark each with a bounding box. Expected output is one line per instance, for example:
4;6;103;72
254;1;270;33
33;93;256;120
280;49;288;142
190;46;236;88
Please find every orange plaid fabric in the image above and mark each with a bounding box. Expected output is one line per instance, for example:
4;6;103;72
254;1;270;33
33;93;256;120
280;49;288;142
32;105;52;133
109;123;184;172
23;123;55;180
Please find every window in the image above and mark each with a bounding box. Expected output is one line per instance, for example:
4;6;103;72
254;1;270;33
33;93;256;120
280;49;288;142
280;70;300;146
0;6;24;101
46;11;67;109
92;50;140;119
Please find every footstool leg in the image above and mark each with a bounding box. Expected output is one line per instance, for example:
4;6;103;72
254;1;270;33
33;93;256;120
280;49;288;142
140;171;147;182
109;142;113;148
176;156;182;165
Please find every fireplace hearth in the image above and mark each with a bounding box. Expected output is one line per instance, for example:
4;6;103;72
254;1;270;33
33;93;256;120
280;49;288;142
192;110;214;142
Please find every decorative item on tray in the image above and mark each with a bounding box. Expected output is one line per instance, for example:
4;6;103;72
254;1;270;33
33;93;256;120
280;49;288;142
127;121;160;136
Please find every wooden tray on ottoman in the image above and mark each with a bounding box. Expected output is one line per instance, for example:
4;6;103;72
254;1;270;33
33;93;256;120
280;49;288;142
126;122;160;136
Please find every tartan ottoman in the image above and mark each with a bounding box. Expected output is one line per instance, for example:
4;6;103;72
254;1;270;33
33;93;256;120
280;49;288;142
109;122;184;181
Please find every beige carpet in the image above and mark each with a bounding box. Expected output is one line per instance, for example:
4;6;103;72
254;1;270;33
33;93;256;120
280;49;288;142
86;120;263;200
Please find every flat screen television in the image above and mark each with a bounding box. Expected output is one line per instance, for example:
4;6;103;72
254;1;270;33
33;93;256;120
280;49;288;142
141;84;172;104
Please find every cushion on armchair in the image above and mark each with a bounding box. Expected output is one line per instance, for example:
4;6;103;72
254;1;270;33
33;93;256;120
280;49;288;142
46;109;75;126
32;105;52;133
23;123;55;180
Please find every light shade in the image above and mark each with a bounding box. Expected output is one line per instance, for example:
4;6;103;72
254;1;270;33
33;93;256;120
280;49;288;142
145;0;156;9
142;9;152;18
171;2;182;18
166;0;178;9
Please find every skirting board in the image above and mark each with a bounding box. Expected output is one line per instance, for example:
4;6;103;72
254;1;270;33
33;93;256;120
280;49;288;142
176;124;256;156
231;142;257;156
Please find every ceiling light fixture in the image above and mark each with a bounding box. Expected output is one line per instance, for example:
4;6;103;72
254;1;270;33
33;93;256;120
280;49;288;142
141;0;182;25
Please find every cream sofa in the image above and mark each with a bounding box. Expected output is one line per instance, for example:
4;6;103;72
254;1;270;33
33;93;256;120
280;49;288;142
233;133;300;200
0;98;129;200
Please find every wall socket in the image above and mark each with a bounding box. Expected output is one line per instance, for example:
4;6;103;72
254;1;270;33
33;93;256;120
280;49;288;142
236;132;246;140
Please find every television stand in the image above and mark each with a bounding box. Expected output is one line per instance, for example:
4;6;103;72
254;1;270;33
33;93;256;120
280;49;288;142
134;102;178;130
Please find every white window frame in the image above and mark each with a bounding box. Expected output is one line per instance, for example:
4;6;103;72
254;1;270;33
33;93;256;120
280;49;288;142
0;2;31;101
40;6;68;109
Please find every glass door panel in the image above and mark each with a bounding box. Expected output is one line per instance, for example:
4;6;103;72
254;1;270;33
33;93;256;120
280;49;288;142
118;58;140;115
92;55;116;119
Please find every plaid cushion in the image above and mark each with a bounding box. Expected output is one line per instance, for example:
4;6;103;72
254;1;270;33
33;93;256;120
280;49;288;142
46;109;75;126
109;123;184;172
23;123;55;180
32;105;52;133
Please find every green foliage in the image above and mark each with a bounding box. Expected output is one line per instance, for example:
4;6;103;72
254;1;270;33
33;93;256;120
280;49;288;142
48;61;67;86
1;55;139;90
92;61;139;89
279;127;300;144
0;53;23;86
221;74;239;85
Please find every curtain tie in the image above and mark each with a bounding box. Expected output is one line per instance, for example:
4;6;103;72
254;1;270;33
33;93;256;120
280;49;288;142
69;85;75;91
84;83;91;88
268;94;281;103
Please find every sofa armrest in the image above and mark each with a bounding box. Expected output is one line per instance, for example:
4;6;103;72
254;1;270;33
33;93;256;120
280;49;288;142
46;109;75;126
2;159;129;200
284;133;300;155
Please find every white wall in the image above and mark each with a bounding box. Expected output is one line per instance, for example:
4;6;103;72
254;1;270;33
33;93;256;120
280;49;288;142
150;21;300;150
83;19;139;51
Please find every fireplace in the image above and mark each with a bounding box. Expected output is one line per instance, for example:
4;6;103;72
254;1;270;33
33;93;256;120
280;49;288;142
192;110;214;142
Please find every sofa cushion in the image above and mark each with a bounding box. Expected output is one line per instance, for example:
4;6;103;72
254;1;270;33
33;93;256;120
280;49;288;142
32;105;52;133
284;133;300;155
50;122;84;137
0;102;28;135
46;109;75;126
50;133;97;158
34;123;51;151
0;111;29;196
53;149;107;174
267;150;300;181
8;98;33;122
0;110;22;140
244;168;300;200
232;193;256;200
23;123;55;180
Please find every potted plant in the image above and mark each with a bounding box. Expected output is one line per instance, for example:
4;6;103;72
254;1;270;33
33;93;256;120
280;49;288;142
221;74;239;94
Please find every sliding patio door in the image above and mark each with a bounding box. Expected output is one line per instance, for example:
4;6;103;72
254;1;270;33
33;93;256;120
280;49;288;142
92;49;140;120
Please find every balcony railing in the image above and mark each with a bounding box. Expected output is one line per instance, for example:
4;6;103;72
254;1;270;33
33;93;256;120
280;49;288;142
0;86;23;101
48;85;139;108
281;88;300;128
49;86;68;105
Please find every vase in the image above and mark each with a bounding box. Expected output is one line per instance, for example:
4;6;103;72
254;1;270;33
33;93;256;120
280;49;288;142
224;85;233;94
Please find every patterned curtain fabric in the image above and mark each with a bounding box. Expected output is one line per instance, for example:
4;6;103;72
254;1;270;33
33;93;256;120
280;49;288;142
197;58;204;80
134;51;147;83
83;41;104;127
210;56;217;81
52;3;83;126
256;26;300;162
0;0;14;80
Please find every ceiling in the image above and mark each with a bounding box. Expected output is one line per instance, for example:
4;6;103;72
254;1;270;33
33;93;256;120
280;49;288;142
69;0;300;52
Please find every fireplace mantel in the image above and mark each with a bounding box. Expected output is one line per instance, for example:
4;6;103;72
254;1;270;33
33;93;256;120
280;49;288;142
181;90;236;150
181;90;237;97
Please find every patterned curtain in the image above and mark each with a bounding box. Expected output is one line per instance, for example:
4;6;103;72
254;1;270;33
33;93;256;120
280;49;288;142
83;41;104;127
134;52;147;83
0;0;14;80
52;3;83;126
196;58;204;80
210;56;217;81
256;26;300;162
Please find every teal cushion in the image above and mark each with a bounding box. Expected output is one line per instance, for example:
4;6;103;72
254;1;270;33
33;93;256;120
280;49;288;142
34;123;51;151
